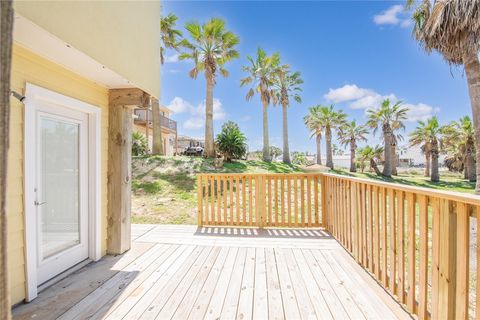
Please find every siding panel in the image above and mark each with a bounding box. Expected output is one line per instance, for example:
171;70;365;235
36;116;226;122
8;44;110;304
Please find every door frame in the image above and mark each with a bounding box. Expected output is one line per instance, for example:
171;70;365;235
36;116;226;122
23;83;102;301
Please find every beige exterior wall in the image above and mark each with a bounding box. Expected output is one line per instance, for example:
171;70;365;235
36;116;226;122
8;45;110;304
133;123;176;156
14;1;161;98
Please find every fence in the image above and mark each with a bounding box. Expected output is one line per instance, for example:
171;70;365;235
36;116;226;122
321;172;480;320
196;173;322;227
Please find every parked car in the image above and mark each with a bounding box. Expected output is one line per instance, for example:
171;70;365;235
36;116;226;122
184;145;204;156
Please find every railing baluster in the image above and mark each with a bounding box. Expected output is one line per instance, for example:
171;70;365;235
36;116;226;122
455;202;469;320
418;195;428;319
197;175;203;226
406;192;416;314
236;176;240;226
314;176;319;226
388;188;396;293
396;190;405;303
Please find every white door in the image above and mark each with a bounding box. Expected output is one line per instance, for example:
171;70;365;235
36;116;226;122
34;103;89;285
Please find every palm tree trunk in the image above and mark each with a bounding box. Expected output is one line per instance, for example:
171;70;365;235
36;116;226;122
463;49;480;193
151;98;163;155
391;144;397;175
466;141;476;182
371;159;382;176
262;101;271;162
350;141;356;172
325;126;333;169
315;134;322;165
382;130;392;177
204;78;215;158
282;103;290;164
464;155;469;179
0;0;13;315
431;140;440;182
425;153;430;177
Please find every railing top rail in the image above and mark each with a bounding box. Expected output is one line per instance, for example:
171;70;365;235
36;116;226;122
197;172;323;178
321;172;480;206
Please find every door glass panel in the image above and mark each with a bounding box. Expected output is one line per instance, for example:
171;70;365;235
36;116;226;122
40;117;81;259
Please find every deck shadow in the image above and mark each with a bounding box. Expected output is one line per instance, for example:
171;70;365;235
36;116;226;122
194;226;332;239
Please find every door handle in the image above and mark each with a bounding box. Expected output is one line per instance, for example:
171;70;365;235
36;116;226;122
34;201;47;206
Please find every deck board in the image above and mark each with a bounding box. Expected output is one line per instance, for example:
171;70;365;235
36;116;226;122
13;224;411;320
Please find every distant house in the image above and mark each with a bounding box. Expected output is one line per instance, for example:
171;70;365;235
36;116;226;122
133;106;177;156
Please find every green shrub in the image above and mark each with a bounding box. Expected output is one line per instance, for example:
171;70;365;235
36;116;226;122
216;121;247;162
292;152;308;165
132;132;148;156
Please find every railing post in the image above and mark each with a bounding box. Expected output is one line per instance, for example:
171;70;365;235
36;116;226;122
197;175;203;227
256;175;266;228
320;175;327;229
437;199;457;319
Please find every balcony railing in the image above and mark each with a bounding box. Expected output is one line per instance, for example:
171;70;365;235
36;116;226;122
197;172;480;320
133;109;177;132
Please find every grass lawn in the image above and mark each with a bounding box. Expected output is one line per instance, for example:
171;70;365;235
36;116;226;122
131;156;303;224
331;168;475;194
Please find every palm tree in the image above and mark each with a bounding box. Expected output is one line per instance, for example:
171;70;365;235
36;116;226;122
304;106;324;165
443;116;476;181
409;120;432;177
273;67;303;164
160;13;183;65
407;0;480;191
241;48;281;162
305;105;346;169
180;18;240;158
366;99;408;177
338;120;369;172
425;117;442;182
357;145;384;175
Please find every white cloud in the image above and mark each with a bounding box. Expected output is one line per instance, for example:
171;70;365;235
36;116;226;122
164;53;179;63
184;118;204;130
166;97;226;130
324;84;439;122
374;5;403;25
404;103;440;122
166;97;193;114
373;5;411;28
324;84;375;103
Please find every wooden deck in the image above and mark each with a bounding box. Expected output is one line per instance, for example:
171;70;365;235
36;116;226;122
13;224;411;320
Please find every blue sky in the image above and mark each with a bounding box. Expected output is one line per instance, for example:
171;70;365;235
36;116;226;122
161;1;471;154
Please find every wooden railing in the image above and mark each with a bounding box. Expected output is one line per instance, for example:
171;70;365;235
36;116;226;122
196;172;479;319
197;173;322;227
322;172;480;320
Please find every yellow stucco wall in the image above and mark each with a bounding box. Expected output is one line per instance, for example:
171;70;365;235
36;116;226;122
9;44;109;304
14;1;161;98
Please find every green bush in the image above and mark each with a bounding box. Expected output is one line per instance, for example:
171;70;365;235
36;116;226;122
292;152;308;165
216;121;247;162
132;132;148;156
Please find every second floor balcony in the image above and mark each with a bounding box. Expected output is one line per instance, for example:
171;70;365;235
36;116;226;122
134;108;177;132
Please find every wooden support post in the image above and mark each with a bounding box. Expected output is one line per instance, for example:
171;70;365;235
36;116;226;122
437;199;457;319
0;0;13;316
151;98;163;155
145;107;150;151
107;88;149;254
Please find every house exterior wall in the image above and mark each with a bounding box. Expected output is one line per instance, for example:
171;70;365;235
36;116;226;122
8;45;110;304
133;123;176;156
13;1;161;98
